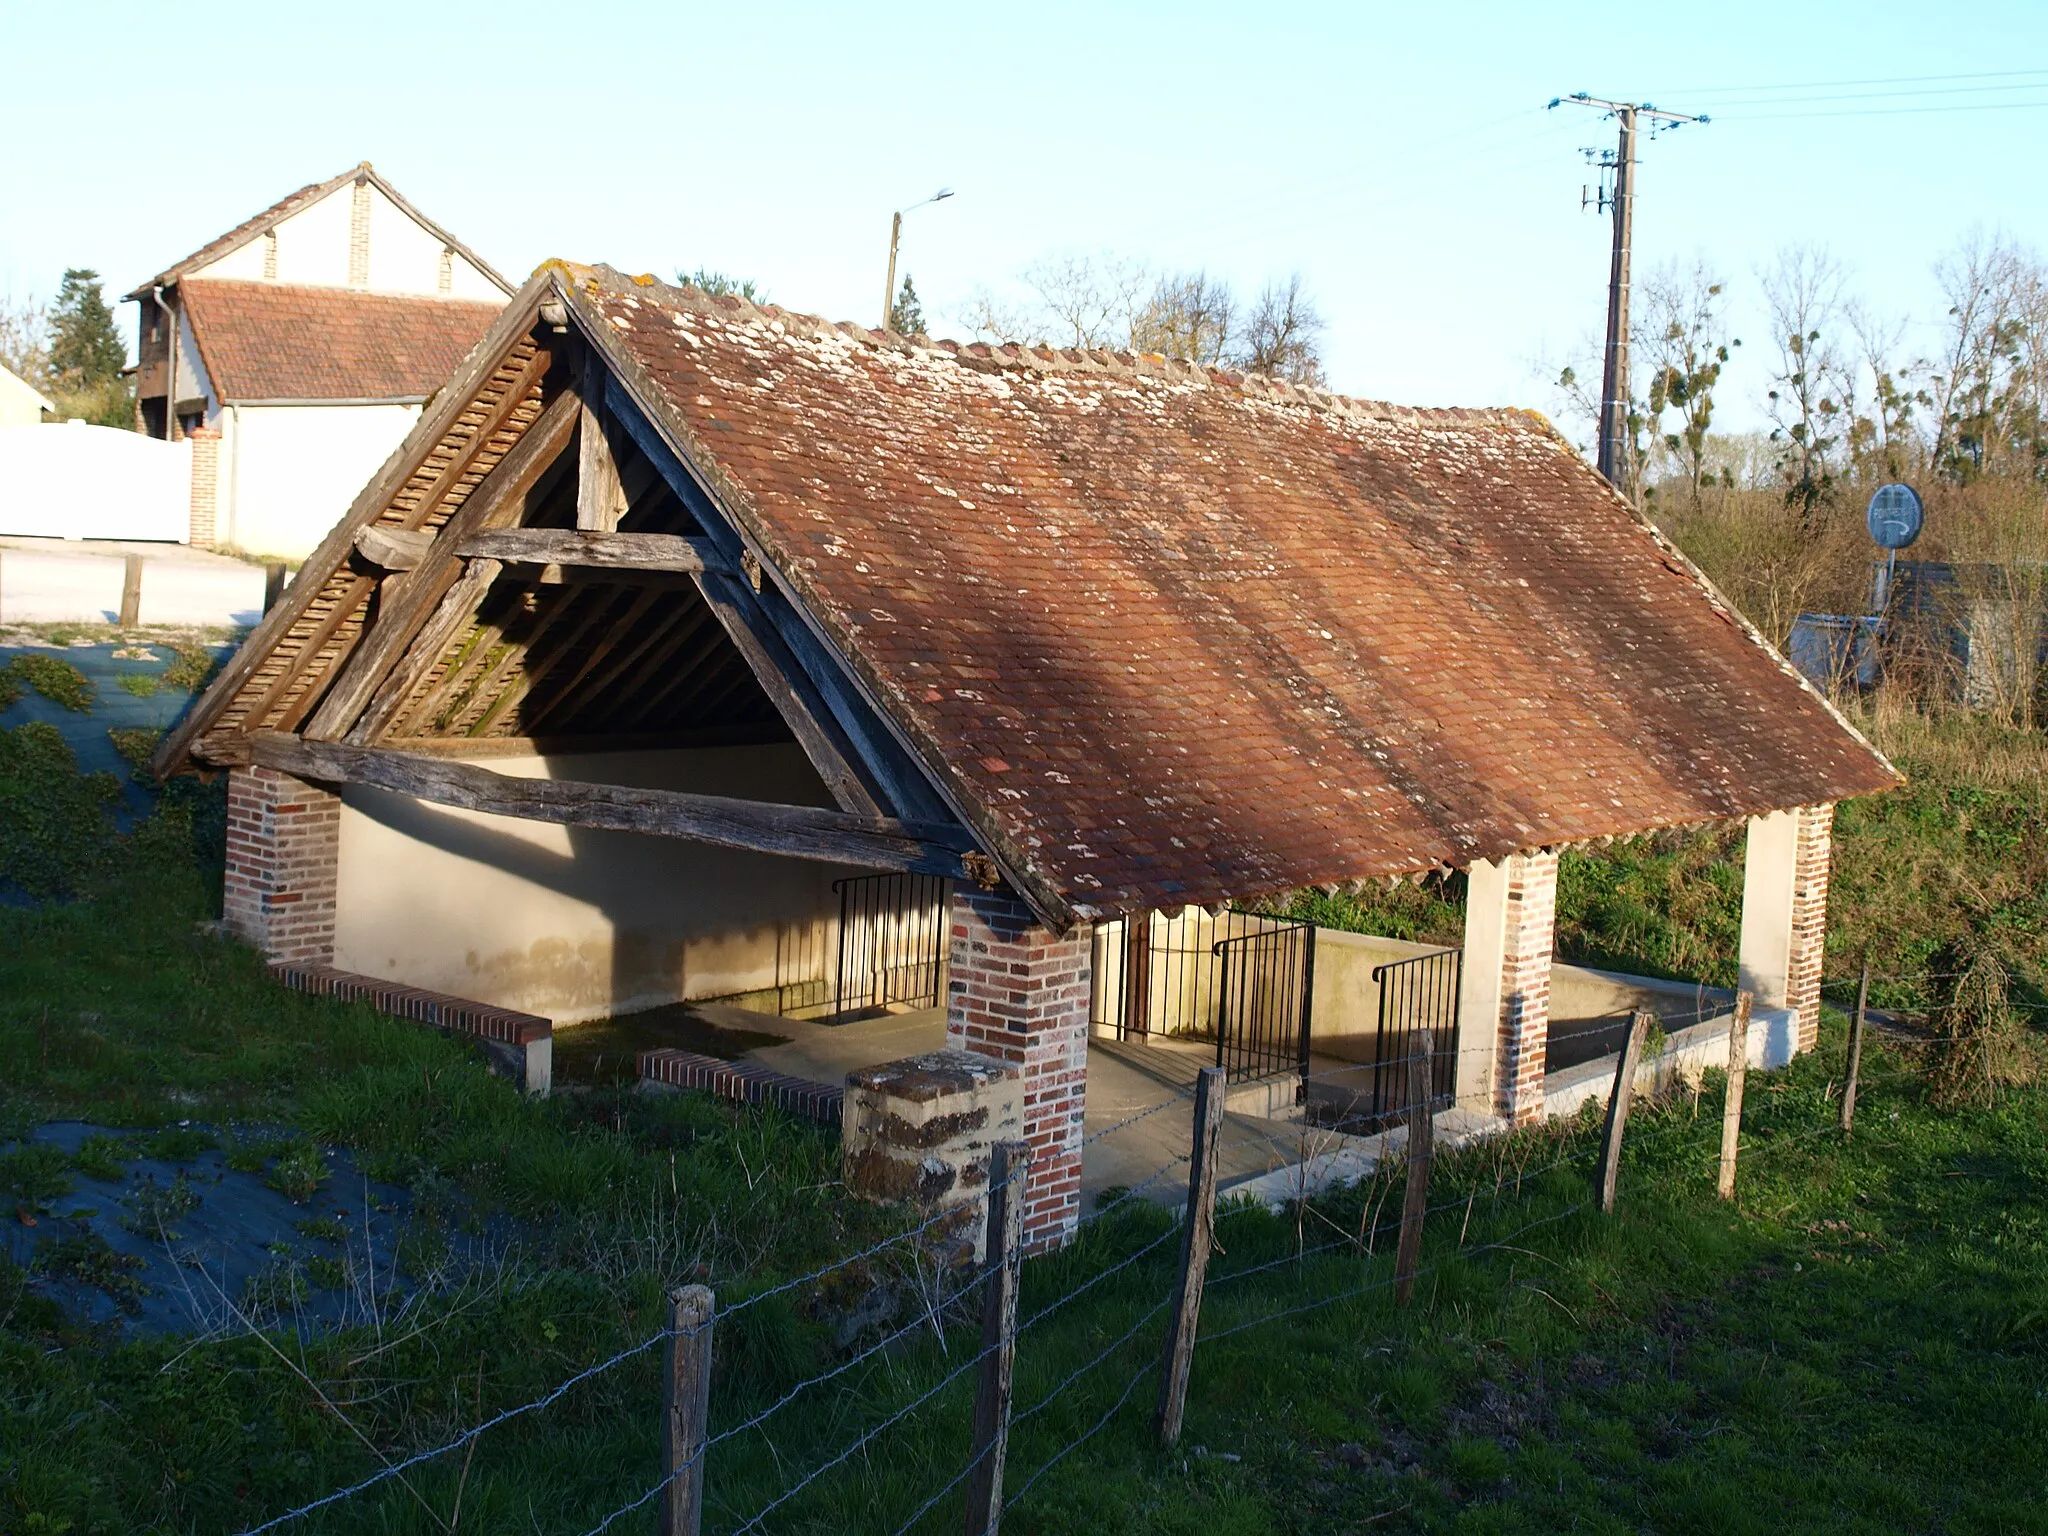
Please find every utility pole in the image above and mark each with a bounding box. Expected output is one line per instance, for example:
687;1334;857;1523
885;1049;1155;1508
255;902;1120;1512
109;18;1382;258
1551;93;1706;493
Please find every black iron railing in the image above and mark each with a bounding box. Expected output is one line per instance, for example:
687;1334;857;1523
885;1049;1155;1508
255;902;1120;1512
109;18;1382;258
1212;920;1317;1084
833;872;949;1016
1367;947;1463;1120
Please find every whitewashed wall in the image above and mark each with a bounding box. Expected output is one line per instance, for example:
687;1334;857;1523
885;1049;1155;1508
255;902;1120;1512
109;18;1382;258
335;745;863;1023
223;402;418;558
0;423;190;541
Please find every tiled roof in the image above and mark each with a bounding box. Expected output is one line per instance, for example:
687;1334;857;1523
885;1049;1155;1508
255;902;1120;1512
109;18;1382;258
180;280;503;402
571;266;1899;921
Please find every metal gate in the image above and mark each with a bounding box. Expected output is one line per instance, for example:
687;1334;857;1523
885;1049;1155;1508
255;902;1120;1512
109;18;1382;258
833;873;949;1016
1366;948;1462;1120
1090;910;1316;1084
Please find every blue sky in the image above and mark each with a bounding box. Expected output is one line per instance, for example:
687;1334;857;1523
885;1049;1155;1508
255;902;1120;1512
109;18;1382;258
4;0;2044;431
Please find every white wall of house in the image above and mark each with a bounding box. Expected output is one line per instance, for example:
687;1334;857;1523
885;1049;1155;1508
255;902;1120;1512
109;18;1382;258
0;422;190;540
334;745;861;1024
189;180;499;298
221;401;419;558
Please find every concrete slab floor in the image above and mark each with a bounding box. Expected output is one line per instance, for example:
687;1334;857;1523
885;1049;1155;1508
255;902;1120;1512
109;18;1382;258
735;1008;1393;1215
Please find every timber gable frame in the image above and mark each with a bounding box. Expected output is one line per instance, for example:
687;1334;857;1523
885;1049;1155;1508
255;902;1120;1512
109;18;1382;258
154;268;1016;907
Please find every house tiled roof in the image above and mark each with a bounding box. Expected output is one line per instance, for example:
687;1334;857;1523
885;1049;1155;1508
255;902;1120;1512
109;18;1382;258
570;267;1899;920
127;162;512;299
179;280;503;403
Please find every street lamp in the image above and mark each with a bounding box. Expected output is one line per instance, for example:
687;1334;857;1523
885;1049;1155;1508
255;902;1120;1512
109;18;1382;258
882;187;953;330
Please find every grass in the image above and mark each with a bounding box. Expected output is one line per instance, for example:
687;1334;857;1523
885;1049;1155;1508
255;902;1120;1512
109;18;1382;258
2;702;2046;1532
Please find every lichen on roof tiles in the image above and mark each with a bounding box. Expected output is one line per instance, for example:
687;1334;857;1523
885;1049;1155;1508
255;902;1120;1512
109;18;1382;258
563;263;1897;919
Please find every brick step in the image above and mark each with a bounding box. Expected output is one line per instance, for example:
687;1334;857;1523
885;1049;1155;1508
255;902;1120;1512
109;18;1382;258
270;963;552;1094
638;1048;843;1124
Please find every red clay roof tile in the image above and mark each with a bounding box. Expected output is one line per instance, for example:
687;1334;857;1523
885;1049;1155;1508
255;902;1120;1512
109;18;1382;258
180;280;503;402
573;267;1898;921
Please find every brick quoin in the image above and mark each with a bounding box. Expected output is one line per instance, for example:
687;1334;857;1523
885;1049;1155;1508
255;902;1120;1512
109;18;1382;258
187;426;220;549
944;884;1091;1253
1788;804;1834;1053
1494;849;1559;1124
223;765;339;965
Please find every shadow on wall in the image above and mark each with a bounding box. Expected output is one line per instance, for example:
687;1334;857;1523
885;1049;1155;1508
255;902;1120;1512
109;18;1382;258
333;744;857;1024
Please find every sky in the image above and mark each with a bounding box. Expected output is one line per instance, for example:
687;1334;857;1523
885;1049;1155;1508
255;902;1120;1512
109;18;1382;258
4;0;2046;436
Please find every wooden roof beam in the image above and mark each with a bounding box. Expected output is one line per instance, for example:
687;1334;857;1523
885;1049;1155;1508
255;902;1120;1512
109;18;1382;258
453;528;724;574
248;733;982;879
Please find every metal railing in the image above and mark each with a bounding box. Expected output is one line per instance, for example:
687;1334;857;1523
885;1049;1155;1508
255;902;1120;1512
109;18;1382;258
1212;919;1316;1084
832;872;949;1016
1366;947;1463;1122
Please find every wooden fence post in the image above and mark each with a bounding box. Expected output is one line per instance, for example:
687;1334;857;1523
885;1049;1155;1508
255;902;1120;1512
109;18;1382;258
1717;992;1753;1201
119;554;143;628
1394;1029;1435;1305
963;1140;1028;1536
1841;958;1870;1135
1156;1065;1227;1446
263;561;289;614
661;1283;715;1536
1595;1011;1653;1214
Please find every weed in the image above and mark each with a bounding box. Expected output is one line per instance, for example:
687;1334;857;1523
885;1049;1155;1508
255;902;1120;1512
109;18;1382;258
0;667;22;711
107;727;162;775
69;1135;129;1183
0;1144;73;1210
115;673;160;699
8;654;95;712
263;1140;328;1204
160;646;221;694
36;1232;148;1312
294;1215;347;1245
119;1172;200;1239
0;724;122;900
145;1125;216;1162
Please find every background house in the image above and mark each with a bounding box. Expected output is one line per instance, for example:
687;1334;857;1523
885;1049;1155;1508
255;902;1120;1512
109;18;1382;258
126;162;513;558
0;363;55;428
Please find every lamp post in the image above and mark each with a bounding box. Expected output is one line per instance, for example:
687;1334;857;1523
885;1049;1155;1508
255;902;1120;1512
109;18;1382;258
882;187;953;330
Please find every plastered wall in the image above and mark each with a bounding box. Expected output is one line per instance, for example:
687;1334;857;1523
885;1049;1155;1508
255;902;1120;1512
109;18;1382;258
334;744;860;1023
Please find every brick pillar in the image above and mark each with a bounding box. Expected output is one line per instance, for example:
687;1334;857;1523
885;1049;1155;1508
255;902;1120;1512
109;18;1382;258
224;765;340;964
187;425;221;548
1742;804;1834;1057
1456;849;1558;1123
1787;805;1834;1054
944;885;1091;1253
349;176;372;287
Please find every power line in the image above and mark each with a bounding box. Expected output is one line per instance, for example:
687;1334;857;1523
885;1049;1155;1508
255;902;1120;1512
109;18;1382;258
1651;65;2048;96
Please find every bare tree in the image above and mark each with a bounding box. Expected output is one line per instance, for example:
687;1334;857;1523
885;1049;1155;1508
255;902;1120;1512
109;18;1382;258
1761;244;1854;513
1845;299;1925;480
1018;253;1150;349
1133;270;1236;366
1232;274;1326;386
0;293;49;386
1928;231;2048;481
1640;259;1738;509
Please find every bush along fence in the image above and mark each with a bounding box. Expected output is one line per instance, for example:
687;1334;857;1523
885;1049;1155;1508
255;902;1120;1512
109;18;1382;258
225;979;1932;1536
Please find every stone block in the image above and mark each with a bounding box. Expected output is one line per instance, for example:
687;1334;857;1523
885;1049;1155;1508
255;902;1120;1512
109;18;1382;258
842;1048;1022;1261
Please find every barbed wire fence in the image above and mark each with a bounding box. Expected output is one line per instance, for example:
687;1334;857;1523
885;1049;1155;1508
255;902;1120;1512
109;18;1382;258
224;976;1931;1536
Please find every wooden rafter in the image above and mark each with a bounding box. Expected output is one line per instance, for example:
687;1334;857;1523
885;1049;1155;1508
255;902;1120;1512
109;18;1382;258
576;346;627;532
249;734;980;877
304;384;578;741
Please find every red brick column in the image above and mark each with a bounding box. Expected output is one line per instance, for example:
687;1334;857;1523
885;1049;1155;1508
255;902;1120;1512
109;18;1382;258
1788;805;1834;1053
224;765;339;964
944;885;1091;1252
1494;849;1559;1123
187;426;221;549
